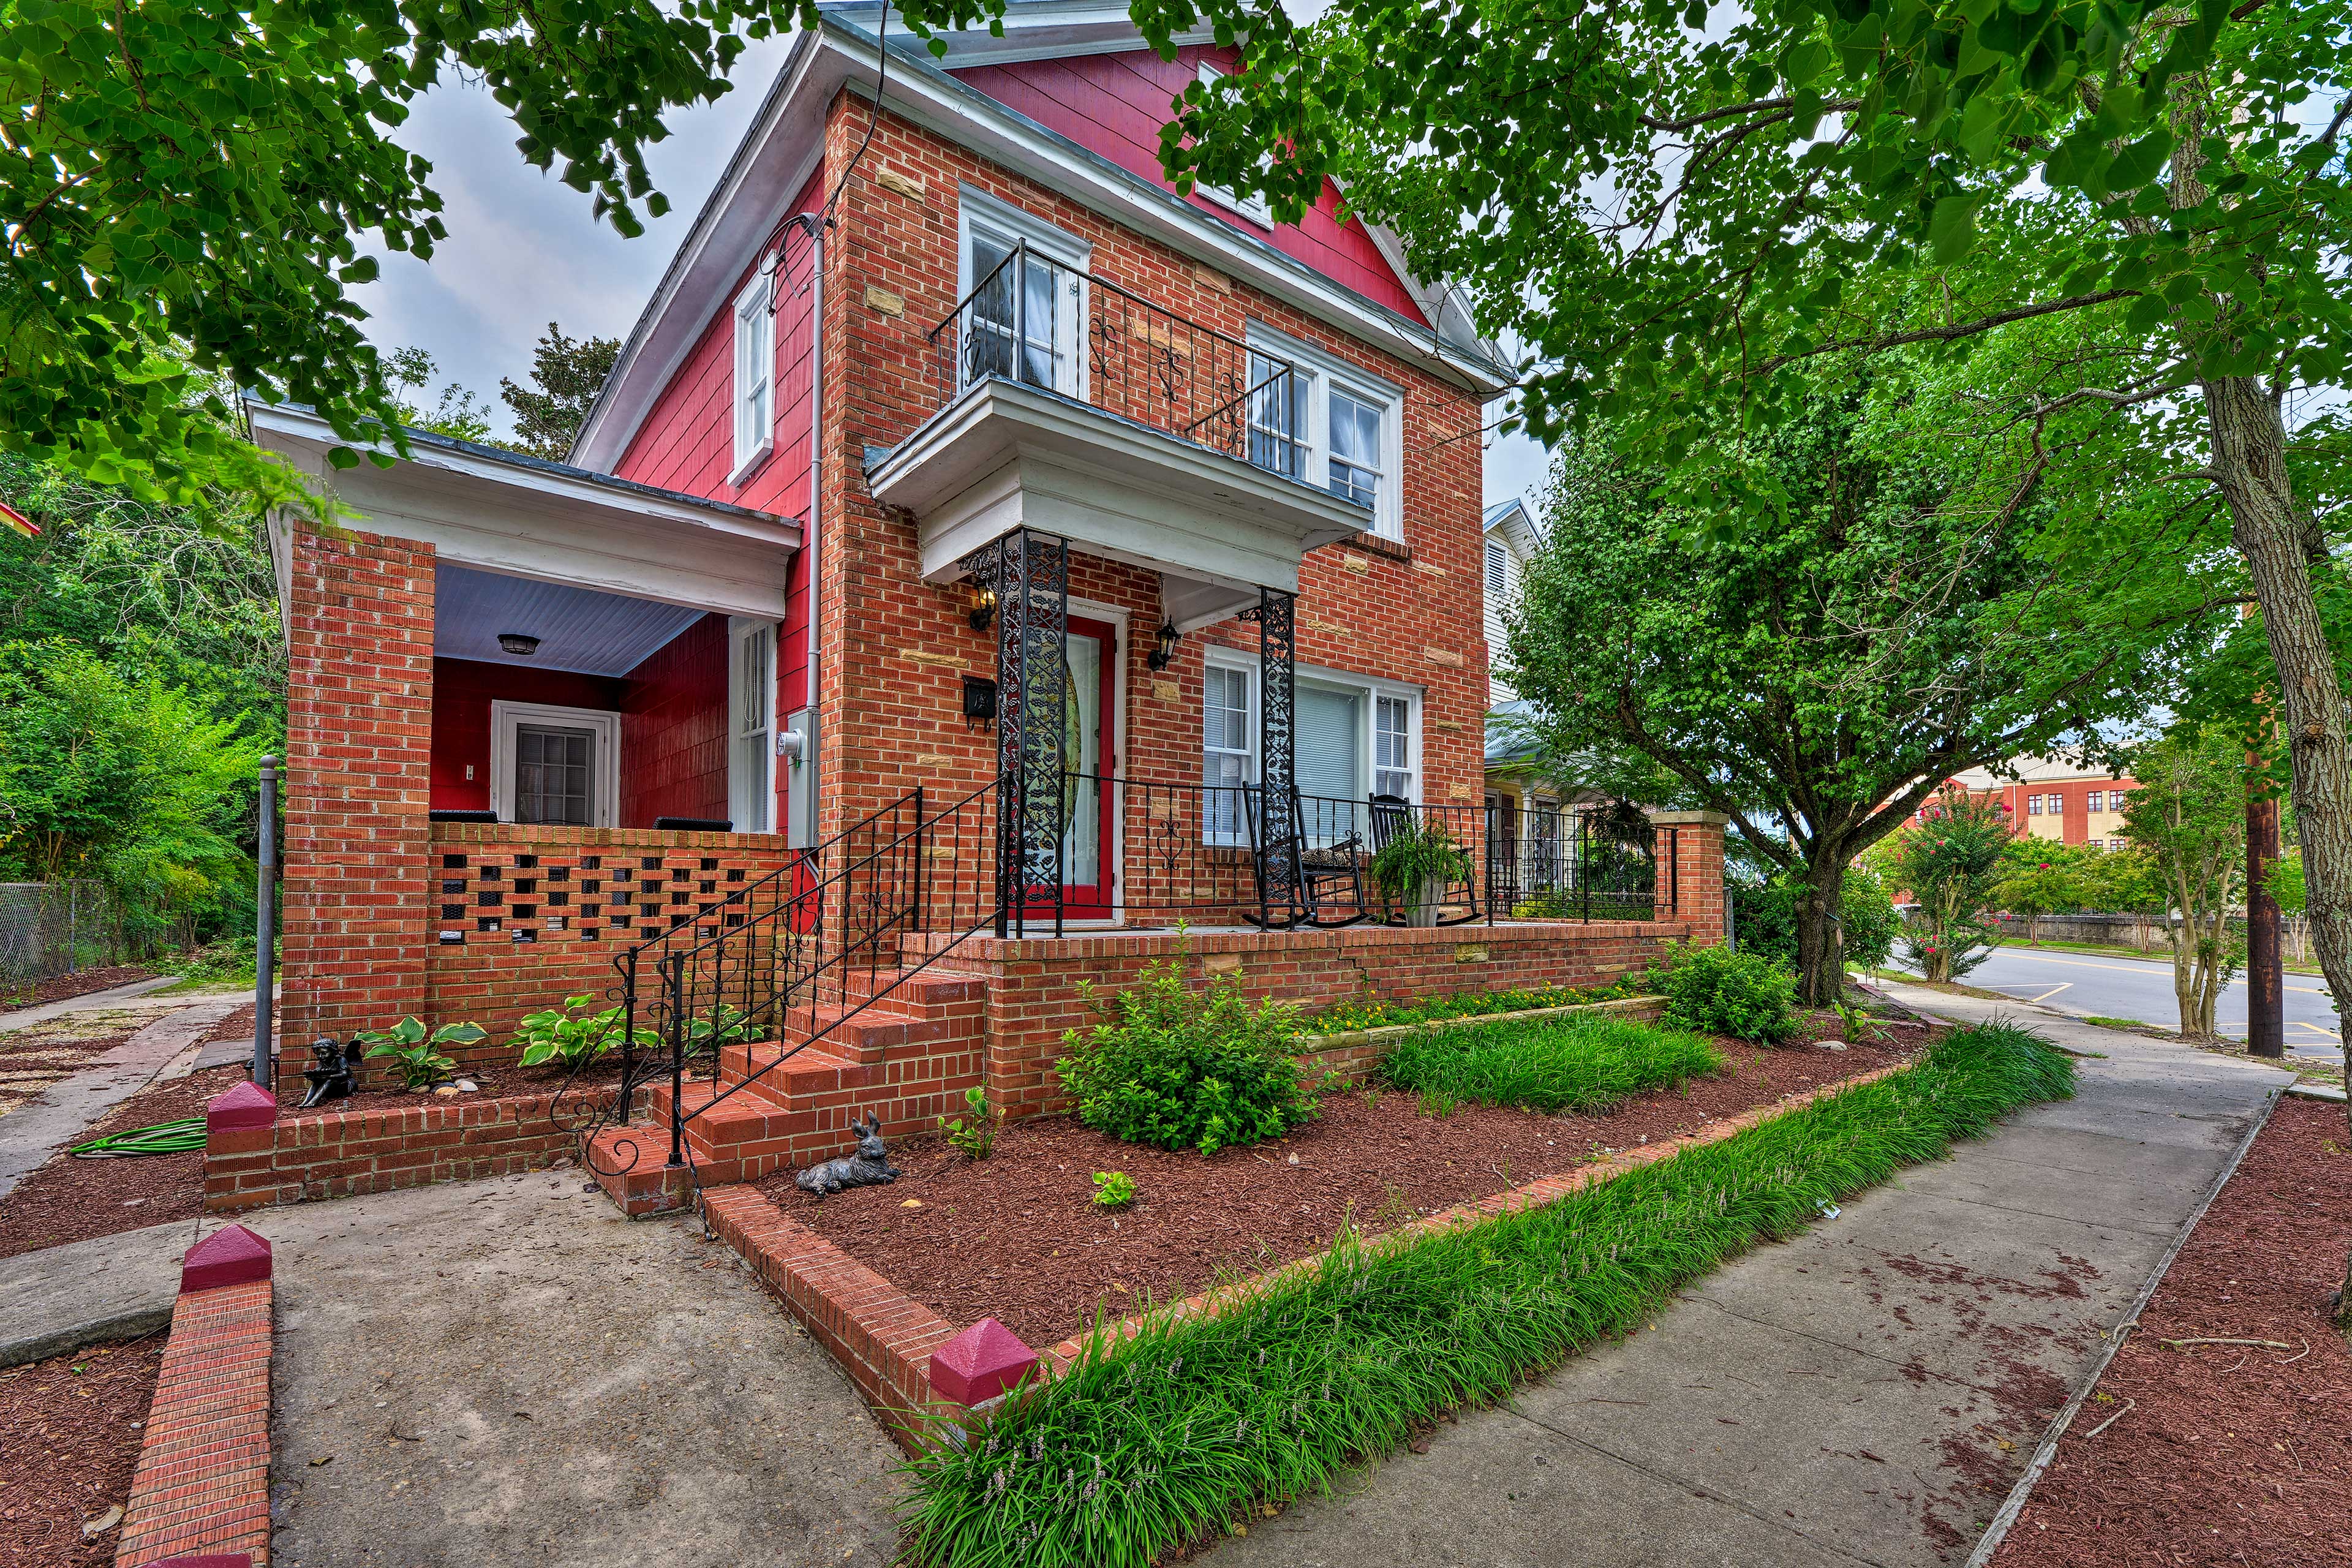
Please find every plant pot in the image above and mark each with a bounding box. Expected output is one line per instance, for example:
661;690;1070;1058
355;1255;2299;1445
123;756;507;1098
1405;875;1447;928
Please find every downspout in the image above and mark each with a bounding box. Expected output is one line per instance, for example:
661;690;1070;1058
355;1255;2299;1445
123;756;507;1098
773;211;825;849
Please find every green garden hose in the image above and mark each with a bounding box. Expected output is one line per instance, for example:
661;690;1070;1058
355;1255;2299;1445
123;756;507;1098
68;1118;207;1157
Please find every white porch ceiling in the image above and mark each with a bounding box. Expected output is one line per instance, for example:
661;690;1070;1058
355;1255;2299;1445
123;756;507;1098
433;565;708;677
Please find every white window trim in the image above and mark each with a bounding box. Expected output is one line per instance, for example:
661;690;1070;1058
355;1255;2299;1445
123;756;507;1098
1243;322;1405;541
1200;647;1422;843
1192;64;1274;227
489;701;621;829
727;616;778;834
731;272;775;483
956;184;1091;401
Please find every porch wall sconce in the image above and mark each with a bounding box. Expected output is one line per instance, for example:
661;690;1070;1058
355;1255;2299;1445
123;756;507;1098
497;633;541;657
1145;620;1180;672
968;582;998;632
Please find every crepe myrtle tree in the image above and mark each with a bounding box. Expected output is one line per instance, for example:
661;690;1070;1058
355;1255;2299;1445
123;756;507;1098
1505;374;2212;1006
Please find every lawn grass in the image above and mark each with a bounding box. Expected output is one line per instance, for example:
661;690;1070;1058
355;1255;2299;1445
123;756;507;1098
900;1022;2072;1568
1378;1012;1721;1115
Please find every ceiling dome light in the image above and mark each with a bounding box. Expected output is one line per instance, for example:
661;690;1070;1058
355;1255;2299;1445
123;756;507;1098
497;633;541;657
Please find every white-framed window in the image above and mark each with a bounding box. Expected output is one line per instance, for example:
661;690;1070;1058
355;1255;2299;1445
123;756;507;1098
727;617;777;834
1243;323;1404;540
1201;649;1421;843
732;272;775;480
957;186;1088;399
489;701;620;828
1192;64;1274;227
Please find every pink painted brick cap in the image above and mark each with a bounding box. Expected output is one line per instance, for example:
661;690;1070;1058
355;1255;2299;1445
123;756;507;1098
206;1080;276;1131
181;1223;272;1293
929;1317;1039;1408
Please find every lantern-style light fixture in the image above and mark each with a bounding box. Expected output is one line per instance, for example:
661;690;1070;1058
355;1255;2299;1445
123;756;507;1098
1145;620;1180;672
497;632;541;657
968;581;998;632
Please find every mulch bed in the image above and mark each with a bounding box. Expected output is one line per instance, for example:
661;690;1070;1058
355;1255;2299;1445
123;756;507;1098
0;1334;164;1567
263;1050;627;1120
0;965;158;1014
764;1015;1940;1348
0;1065;247;1263
1991;1095;2352;1568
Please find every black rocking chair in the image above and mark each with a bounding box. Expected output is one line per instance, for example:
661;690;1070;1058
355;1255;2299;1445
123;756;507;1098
1242;790;1370;929
1367;793;1483;927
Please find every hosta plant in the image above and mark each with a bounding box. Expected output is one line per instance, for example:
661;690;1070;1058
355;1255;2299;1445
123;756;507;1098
358;1017;486;1090
513;995;655;1069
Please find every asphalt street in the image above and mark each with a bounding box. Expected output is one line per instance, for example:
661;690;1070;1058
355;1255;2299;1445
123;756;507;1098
1897;945;2341;1058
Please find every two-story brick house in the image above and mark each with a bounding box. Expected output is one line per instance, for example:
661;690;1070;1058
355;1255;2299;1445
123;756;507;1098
246;1;1726;1208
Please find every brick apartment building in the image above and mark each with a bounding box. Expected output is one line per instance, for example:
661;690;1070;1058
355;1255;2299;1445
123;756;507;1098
244;1;1728;1191
1943;759;2139;849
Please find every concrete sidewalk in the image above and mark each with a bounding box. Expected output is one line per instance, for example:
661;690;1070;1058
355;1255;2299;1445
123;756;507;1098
1210;991;2291;1567
0;997;243;1200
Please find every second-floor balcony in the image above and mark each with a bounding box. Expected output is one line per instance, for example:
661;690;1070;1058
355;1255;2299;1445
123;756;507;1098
865;243;1378;630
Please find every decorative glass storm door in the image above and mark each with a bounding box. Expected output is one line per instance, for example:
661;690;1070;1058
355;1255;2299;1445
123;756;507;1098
515;725;596;826
1055;616;1117;919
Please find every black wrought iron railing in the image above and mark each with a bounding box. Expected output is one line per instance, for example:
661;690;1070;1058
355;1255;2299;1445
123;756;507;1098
1487;805;1671;922
925;241;1312;480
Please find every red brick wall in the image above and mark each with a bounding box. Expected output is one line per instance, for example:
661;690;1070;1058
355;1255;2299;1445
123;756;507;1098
808;94;1492;862
114;1277;272;1567
429;657;624;813
618;611;731;826
951;47;1428;321
282;519;435;1048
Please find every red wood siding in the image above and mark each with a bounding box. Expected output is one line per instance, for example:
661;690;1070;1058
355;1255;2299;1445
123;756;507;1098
951;48;1427;323
618;612;732;826
612;168;824;717
429;658;624;812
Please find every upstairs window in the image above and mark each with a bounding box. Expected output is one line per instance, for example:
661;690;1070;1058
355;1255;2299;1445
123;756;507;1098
732;273;775;479
957;187;1088;399
1244;325;1404;541
1193;64;1274;227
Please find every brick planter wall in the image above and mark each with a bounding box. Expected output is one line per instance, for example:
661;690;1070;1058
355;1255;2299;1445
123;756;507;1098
203;1085;643;1213
908;918;1697;1120
116;1259;274;1566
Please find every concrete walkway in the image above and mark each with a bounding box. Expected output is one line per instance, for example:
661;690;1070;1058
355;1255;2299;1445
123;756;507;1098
0;997;243;1199
259;1172;904;1568
0;974;183;1033
1210;990;2293;1568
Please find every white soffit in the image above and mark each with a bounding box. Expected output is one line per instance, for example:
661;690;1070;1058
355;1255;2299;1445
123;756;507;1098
250;404;799;620
868;377;1368;630
433;565;708;677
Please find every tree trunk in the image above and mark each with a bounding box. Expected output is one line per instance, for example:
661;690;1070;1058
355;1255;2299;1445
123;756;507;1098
1793;852;1848;1008
2204;372;2352;1326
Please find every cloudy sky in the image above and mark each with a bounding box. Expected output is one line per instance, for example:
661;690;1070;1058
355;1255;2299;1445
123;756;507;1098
346;46;1552;512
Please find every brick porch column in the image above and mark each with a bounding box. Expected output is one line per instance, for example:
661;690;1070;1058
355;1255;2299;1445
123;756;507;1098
1648;810;1730;946
279;518;436;1052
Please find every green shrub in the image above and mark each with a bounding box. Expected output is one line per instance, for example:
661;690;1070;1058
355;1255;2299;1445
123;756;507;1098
1382;1014;1721;1114
358;1016;487;1089
903;1022;2072;1567
1056;953;1315;1155
1732;866;1900;972
1091;1170;1136;1208
939;1086;997;1159
1653;941;1797;1042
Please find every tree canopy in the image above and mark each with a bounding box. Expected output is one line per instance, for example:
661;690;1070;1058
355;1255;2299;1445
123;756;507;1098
500;324;623;462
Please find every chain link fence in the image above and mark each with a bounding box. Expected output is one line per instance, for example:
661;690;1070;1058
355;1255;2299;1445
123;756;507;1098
0;880;132;992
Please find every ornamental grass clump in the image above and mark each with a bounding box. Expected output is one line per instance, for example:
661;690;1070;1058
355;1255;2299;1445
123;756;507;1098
1381;1014;1721;1115
1055;951;1314;1155
903;1022;2071;1568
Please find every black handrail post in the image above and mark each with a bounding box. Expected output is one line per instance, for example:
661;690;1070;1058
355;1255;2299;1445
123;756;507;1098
665;955;686;1169
1580;812;1592;925
617;949;637;1128
913;786;927;938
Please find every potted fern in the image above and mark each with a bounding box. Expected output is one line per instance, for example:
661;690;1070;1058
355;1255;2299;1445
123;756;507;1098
1370;817;1472;927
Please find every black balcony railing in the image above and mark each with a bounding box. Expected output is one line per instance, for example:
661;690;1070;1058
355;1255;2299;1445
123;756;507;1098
926;241;1313;481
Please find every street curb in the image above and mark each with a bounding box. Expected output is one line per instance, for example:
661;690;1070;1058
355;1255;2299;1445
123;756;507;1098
1961;1082;2285;1568
2286;1082;2347;1102
0;1302;176;1371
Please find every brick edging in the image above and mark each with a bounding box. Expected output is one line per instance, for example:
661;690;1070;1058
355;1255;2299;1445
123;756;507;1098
698;1185;961;1452
1036;1061;1908;1368
115;1278;274;1568
700;1060;1907;1444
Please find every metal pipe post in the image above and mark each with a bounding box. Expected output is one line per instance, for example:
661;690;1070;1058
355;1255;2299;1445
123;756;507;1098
253;755;278;1088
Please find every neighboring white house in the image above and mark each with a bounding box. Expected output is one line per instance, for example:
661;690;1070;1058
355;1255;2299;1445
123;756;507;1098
1482;497;1540;704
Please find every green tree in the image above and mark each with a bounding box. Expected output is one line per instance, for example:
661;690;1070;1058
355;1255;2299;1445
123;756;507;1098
0;643;263;950
1888;789;2011;984
499;325;623;462
1735;864;1901;973
384;349;494;445
1989;840;2101;942
2076;843;2168;951
2120;726;2248;1040
1506;374;2206;1004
